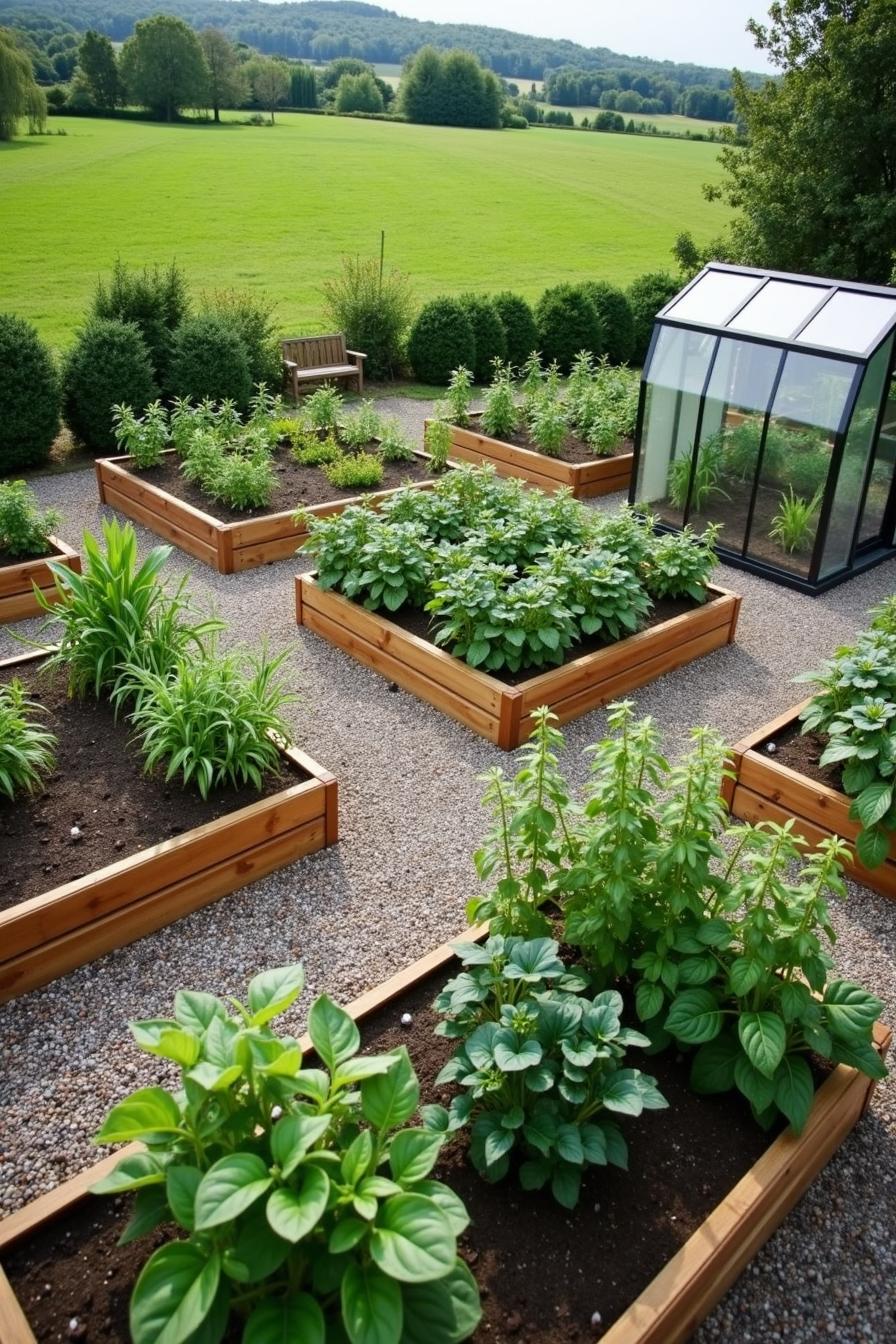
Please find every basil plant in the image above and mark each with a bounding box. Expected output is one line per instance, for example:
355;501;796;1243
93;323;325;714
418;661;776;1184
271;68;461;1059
424;936;667;1209
91;965;481;1344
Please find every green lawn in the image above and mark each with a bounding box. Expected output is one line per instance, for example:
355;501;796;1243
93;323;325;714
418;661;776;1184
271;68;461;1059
0;113;728;352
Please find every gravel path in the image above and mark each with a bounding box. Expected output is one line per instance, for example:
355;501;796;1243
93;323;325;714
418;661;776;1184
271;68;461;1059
2;403;895;1343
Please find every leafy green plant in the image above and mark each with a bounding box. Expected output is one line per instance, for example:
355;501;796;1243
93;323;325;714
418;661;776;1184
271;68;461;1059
321;254;415;381
769;487;821;554
407;298;476;386
120;645;295;797
292;427;344;467
63;317;158;455
519;351;544;417
37;518;220;700
377;420;416;463
91;966;480;1344
458;295;507;383
304;384;344;432
527;393;567;457
869;595;896;635
170;313;253;411
111;399;169;469
480;362;519;440
339;399;382;450
0;678;56;800
469;705;887;1134
207;446;276;511
424;419;452;473
0;479;60;558
440;366;474;428
0;312;61;472
323;452;385;490
425;935;666;1208
644;524;720;602
667;434;728;513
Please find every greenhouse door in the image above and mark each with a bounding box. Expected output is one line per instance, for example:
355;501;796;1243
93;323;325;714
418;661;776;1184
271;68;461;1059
856;382;896;550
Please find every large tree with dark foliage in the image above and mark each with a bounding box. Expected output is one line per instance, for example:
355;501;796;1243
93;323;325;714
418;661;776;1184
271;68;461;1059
708;0;896;283
400;45;502;129
120;13;207;121
77;29;120;110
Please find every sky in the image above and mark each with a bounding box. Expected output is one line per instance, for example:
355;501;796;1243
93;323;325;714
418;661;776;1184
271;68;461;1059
384;1;775;73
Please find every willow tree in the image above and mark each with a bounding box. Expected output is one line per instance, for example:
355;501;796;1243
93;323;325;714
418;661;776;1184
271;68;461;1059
0;27;39;141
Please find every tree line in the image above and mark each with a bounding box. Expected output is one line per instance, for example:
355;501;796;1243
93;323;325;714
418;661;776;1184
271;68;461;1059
543;66;737;121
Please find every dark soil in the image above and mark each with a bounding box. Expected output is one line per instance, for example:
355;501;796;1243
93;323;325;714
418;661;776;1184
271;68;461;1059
0;661;306;910
0;543;56;567
384;594;702;686
123;444;432;523
761;720;844;792
5;967;780;1344
465;415;632;466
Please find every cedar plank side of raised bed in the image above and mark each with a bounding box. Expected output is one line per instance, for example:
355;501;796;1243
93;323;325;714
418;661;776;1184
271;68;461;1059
0;932;888;1344
0;539;81;624
295;577;740;750
438;419;633;498
727;703;896;900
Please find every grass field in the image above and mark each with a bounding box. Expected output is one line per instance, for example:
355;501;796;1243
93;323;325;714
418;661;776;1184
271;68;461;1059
0;112;728;352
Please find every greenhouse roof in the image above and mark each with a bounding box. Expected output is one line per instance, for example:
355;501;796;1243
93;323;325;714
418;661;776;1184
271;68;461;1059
657;264;896;362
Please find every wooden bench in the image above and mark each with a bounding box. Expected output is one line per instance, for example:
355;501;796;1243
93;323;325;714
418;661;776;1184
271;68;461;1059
282;334;366;399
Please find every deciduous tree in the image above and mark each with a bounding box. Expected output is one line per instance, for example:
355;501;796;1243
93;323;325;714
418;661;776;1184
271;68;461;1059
198;28;247;123
77;29;120;111
120;15;208;123
246;55;289;124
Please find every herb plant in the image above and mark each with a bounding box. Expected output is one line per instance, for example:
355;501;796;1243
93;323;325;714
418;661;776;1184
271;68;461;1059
769;487;821;554
424;419;452;473
292;427;343;467
91;965;480;1344
323;452;385;491
0;479;60;558
378;420;416;463
340;400;382;450
121;645;295;797
441;365;473;427
527;393;567;457
426;935;667;1208
644;524;720;602
303;384;343;432
480;363;519;440
112;400;169;469
206;446;276;511
0;678;56;800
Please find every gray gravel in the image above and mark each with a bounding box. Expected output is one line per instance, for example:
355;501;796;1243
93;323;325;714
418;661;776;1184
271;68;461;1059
1;401;895;1343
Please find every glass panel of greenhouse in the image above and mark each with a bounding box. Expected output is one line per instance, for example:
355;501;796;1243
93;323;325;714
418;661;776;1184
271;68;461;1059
630;264;896;592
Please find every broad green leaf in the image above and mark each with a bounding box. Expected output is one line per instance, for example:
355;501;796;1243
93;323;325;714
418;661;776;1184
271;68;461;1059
271;1113;332;1178
696;918;732;948
203;1016;239;1069
194;1154;272;1231
580;1124;607;1165
266;1165;330;1243
823;981;883;1041
518;1158;550;1190
90;1153;164;1195
174;991;225;1035
130;1243;221;1344
117;1186;169;1246
503;938;564;981
166;1166;201;1230
853;780;893;828
389;1129;444;1184
738;1012;787;1079
187;1062;242;1093
420;1104;449;1133
334;1056;397;1088
778;981;812;1023
555;1123;584;1164
493;1037;543;1072
330;1216;369;1253
855;824;890;870
247;964;305;1027
734;1054;775;1112
412;1181;470;1236
370;1194;456;1284
292;1068;330;1106
728;957;764;997
400;1260;482;1344
829;1038;889;1080
243;1295;325;1344
308;994;361;1073
677;956;716;987
635;981;664;1022
601;1071;645;1117
93;1087;183;1145
223;1206;290;1284
773;1054;815;1132
130;1021;201;1069
690;1033;740;1094
362;1048;419;1130
483;1126;514;1167
343;1130;375;1187
665;989;723;1045
341;1261;403;1344
550;1163;581;1210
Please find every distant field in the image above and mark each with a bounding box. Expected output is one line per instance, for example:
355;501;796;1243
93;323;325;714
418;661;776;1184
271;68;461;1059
0;113;727;352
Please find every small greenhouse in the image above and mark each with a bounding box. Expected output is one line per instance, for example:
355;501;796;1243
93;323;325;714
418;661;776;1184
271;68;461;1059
630;264;896;592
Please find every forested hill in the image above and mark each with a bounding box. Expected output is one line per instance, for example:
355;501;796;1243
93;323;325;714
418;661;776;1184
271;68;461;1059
1;0;764;84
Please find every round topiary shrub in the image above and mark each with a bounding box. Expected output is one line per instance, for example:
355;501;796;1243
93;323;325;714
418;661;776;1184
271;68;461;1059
62;318;157;455
490;292;539;371
458;294;508;382
627;271;681;366
170;314;253;409
534;284;604;373
581;282;636;365
407;298;476;386
0;314;61;471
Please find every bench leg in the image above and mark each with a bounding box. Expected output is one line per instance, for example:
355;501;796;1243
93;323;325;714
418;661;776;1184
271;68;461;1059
356;363;363;394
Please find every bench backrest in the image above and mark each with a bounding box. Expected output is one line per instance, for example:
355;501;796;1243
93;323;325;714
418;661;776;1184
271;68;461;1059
282;334;348;369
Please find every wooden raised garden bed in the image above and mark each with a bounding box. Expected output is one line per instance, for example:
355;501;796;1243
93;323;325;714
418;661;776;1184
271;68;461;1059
0;930;888;1344
295;576;741;749
436;414;633;498
724;701;896;901
0;538;80;624
95;449;441;574
0;649;338;1002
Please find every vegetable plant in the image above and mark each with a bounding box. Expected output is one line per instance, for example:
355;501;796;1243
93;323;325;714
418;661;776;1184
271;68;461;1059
527;394;567;457
112;400;169;469
643;524;720;602
91;965;480;1344
769;487;821;554
120;645;296;797
426;935;667;1208
303;384;343;431
323;452;385;491
0;678;56;800
206;446;276;511
0;479;60;558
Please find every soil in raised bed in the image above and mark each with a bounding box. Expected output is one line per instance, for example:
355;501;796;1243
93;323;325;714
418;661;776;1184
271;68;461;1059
0;544;56;567
760;719;844;792
4;966;784;1344
0;662;308;909
122;443;433;523
378;593;702;687
463;417;632;466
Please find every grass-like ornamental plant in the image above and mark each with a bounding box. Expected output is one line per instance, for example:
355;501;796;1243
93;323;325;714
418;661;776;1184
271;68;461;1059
37;518;221;701
120;645;295;797
0;678;56;800
667;434;728;512
469;705;886;1134
90;965;480;1344
796;612;896;868
111;400;169;469
304;383;344;431
0;479;60;558
769;486;821;554
426;935;666;1208
323;452;385;490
